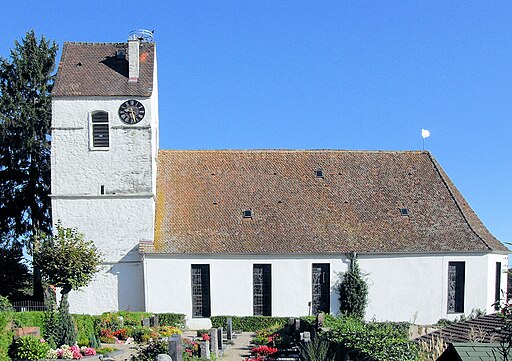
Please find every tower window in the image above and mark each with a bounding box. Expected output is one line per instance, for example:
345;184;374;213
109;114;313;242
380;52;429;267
91;111;109;148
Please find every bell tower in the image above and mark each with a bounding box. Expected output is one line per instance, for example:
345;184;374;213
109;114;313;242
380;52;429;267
51;30;158;313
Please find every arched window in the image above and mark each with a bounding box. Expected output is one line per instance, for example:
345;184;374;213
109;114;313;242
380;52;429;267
91;111;109;148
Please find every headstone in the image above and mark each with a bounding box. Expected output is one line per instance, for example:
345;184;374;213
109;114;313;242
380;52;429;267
217;328;223;351
316;312;325;329
295;318;301;332
226;318;233;340
300;331;311;342
150;315;159;327
168;335;182;361
142;317;150;327
13;327;40;338
200;341;210;359
156;354;172;361
209;328;219;356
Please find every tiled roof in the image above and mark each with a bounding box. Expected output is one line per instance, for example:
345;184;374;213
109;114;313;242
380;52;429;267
416;314;505;345
143;150;508;255
437;343;509;361
52;42;154;97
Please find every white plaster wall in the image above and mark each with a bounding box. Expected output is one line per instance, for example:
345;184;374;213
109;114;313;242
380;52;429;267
52;197;153;314
144;253;507;325
51;96;157;196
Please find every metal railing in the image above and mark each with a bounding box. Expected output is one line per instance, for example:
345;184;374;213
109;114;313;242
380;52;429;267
12;300;47;312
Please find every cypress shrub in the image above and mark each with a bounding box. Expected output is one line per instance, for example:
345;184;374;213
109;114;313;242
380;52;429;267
337;253;368;319
58;293;77;346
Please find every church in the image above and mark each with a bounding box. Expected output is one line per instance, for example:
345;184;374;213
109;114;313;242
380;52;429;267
50;33;508;327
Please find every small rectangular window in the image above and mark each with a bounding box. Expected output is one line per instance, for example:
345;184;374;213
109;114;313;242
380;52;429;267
243;210;253;218
447;262;465;313
253;264;271;316
315;169;324;178
400;208;409;216
91;112;109;148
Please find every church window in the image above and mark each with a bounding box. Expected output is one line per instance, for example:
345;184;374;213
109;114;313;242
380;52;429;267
447;261;465;313
495;262;502;310
91;111;109;148
253;264;271;316
191;264;211;318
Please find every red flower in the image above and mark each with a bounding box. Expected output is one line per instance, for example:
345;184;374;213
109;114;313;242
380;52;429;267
251;345;278;356
202;333;210;341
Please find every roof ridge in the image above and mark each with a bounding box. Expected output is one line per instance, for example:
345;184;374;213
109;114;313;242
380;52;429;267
158;149;427;153
63;42;127;45
425;152;492;251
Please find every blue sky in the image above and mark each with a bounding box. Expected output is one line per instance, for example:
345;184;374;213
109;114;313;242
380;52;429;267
1;1;511;252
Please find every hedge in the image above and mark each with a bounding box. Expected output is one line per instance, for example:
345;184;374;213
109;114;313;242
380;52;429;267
157;313;186;328
0;312;13;361
11;312;46;334
72;314;97;346
210;316;291;332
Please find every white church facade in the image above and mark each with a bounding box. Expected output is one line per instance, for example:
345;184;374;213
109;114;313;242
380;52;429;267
51;35;508;326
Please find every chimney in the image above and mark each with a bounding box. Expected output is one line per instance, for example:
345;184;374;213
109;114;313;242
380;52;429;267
128;38;140;82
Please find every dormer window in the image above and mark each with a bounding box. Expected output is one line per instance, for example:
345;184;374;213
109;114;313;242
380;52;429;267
91;111;109;149
243;210;253;219
315;169;324;178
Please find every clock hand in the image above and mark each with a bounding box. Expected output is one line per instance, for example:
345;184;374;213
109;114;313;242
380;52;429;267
129;108;136;122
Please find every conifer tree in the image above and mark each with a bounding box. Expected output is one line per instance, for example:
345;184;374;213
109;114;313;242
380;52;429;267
0;30;57;300
338;253;368;319
0;30;57;247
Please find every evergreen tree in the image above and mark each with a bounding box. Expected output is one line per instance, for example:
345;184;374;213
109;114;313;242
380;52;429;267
0;30;57;300
338;253;368;319
0;245;32;300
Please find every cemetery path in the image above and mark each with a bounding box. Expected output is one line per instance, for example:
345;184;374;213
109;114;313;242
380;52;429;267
221;332;254;361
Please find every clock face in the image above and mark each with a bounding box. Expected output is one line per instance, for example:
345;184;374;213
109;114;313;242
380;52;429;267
118;100;145;124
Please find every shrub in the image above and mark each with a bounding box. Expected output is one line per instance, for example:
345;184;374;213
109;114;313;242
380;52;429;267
157;313;186;328
132;326;159;343
325;316;419;361
73;314;97;347
210;316;289;332
158;325;182;337
0;312;14;361
11;311;46;332
8;336;50;361
0;297;13;312
130;340;168;361
251;345;278;356
337;253;368;319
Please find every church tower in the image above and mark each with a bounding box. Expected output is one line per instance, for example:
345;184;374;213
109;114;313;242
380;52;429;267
51;31;158;313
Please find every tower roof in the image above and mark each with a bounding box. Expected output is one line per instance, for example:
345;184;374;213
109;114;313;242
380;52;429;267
52;42;155;97
143;150;508;255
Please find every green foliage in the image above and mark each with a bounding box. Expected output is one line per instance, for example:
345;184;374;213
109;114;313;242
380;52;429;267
11;311;45;332
114;311;152;326
0;246;32;300
58;293;77;346
0;312;14;361
34;223;102;291
130;340;168;361
0;297;13;312
0;30;57;248
96;346;116;355
73;314;97;347
8;335;50;361
337;253;368;319
299;333;334;361
43;296;58;348
157;313;186;328
210;316;289;332
325;316;419;361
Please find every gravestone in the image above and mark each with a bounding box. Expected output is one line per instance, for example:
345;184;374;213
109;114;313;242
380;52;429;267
300;331;311;342
156;354;172;361
209;328;219;356
150;315;159;327
226;317;233;340
142;317;151;327
217;328;223;351
316;312;325;329
168;335;182;361
200;341;210;359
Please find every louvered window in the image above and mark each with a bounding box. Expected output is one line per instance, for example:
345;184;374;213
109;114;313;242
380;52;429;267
91;112;109;148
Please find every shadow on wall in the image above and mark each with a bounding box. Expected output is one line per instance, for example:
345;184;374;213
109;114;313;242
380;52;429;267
107;245;145;311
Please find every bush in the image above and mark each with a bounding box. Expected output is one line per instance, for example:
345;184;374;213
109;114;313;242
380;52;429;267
325;316;419;361
337;254;368;319
0;297;13;312
130;340;168;361
11;312;46;333
210;316;290;332
8;335;50;361
157;313;186;328
0;312;13;361
73;314;98;347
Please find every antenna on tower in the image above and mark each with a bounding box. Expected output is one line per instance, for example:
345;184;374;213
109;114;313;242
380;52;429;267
128;29;155;43
421;129;430;150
